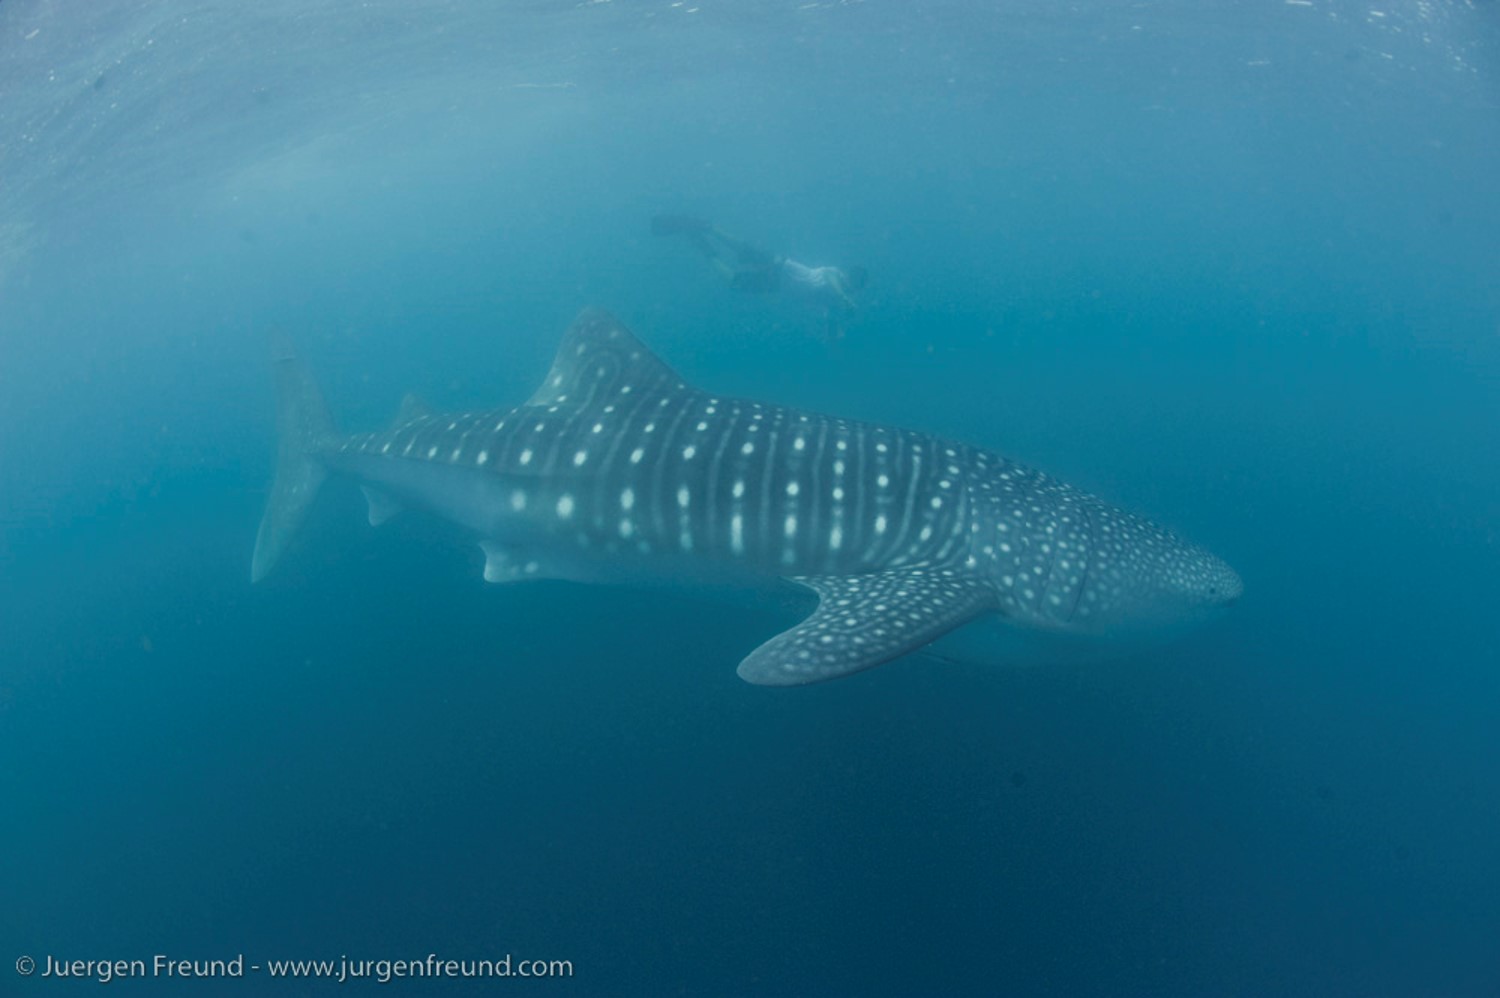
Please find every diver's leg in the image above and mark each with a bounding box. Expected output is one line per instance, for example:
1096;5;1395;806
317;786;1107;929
666;220;780;292
707;228;777;269
651;213;712;237
685;231;741;284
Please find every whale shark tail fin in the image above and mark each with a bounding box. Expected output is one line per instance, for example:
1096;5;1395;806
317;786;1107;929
251;334;338;583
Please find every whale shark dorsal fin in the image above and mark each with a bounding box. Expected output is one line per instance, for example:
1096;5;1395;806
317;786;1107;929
392;392;434;427
736;568;997;686
527;308;688;407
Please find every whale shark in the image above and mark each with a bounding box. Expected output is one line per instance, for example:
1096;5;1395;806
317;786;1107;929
252;309;1241;685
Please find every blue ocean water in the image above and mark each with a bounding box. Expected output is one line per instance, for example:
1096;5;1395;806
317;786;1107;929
2;1;1498;994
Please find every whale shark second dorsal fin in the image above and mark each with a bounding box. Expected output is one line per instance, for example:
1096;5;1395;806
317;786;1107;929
391;392;434;428
527;308;689;408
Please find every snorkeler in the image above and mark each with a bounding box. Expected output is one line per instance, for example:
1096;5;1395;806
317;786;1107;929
651;214;866;340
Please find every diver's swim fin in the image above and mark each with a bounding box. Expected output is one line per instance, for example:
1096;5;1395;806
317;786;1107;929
651;213;711;237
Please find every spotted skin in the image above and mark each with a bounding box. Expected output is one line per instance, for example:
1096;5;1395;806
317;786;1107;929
254;309;1241;685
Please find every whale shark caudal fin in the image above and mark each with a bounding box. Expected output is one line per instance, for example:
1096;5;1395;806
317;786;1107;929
250;334;338;583
737;567;998;686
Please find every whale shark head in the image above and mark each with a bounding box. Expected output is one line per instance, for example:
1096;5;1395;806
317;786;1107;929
1158;543;1243;610
1080;525;1243;635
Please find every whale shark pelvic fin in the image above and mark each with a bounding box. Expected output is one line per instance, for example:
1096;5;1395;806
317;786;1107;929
361;486;403;527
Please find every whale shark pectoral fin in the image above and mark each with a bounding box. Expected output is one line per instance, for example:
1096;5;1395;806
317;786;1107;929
361;486;404;527
736;568;997;686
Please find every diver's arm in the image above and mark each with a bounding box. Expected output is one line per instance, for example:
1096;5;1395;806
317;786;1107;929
829;271;857;310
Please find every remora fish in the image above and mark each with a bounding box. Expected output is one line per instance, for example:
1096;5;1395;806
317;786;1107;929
252;309;1241;685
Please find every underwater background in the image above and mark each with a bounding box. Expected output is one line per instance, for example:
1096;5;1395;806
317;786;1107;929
2;1;1498;994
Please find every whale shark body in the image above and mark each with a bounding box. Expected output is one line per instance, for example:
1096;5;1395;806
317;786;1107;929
252;309;1240;685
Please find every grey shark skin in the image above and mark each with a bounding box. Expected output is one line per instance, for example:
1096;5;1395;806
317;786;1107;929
252;309;1241;686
